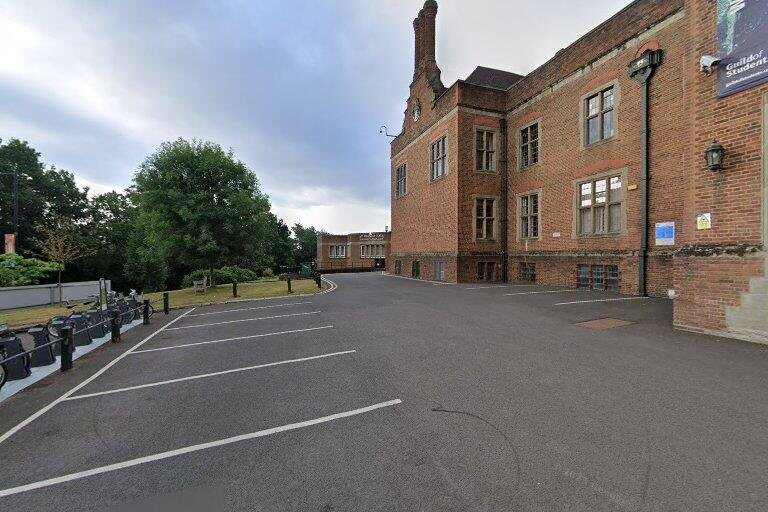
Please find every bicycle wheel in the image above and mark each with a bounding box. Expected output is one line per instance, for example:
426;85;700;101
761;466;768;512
0;352;7;391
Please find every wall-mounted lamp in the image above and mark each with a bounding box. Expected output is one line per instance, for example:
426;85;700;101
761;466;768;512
379;125;397;139
705;140;725;171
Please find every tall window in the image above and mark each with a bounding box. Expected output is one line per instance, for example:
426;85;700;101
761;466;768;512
578;176;623;235
395;164;407;197
329;245;347;258
520;193;539;239
475;198;495;240
430;136;447;181
520;122;539;169
585;86;615;145
361;244;384;258
435;261;445;281
476;130;495;172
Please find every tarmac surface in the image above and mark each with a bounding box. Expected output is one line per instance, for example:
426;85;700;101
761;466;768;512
0;272;767;511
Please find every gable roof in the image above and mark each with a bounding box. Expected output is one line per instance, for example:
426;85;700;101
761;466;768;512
465;66;523;90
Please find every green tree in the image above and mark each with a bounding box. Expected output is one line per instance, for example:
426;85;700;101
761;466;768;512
0;138;89;255
292;223;321;265
132;138;273;287
77;191;136;290
0;253;62;287
39;217;93;303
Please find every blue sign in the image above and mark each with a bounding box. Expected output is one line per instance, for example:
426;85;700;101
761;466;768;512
655;222;676;246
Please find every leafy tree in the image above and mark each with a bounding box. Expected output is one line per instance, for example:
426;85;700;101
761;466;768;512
292;223;321;265
132;138;274;288
38;217;93;302
0;138;89;255
76;191;136;290
0;253;61;287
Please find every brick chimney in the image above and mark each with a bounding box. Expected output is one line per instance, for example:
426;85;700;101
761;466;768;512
413;0;438;80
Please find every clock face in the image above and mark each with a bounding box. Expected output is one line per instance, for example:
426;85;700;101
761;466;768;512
412;104;421;121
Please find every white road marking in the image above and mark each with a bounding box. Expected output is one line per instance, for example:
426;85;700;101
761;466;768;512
0;308;197;447
0;399;402;498
132;325;335;354
554;297;649;306
186;302;313;318
505;290;582;296
166;311;321;331
64;350;356;401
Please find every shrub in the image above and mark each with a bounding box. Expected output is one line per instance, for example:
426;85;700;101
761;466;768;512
0;254;62;287
262;268;274;278
181;266;260;288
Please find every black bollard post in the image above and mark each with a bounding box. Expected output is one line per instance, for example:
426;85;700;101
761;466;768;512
163;292;170;315
110;310;121;343
315;273;322;289
60;326;74;372
143;300;150;325
233;281;238;298
287;276;292;294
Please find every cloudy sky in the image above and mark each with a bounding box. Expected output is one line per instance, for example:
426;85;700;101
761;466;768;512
0;0;628;234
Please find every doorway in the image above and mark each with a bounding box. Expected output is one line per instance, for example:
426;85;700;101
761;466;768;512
412;260;421;279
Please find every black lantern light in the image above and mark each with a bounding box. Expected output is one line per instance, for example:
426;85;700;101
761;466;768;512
705;140;725;171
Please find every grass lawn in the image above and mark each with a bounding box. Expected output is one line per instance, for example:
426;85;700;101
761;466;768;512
0;279;324;330
144;279;323;310
0;304;88;330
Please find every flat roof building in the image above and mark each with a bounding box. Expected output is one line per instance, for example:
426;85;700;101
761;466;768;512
389;0;767;342
317;231;391;274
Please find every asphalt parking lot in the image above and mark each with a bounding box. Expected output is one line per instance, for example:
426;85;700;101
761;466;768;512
1;272;767;511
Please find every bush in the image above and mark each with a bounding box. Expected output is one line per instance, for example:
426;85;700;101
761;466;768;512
0;254;62;287
262;268;274;278
181;266;260;288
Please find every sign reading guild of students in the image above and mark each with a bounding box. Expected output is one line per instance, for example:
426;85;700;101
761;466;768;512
717;0;768;97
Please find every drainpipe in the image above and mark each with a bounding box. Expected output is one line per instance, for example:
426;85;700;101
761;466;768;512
499;118;509;283
628;49;663;297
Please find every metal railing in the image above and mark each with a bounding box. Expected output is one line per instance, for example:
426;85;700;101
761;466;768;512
0;292;155;391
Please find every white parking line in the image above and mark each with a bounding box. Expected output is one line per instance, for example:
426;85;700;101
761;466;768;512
166;311;321;331
0;399;402;498
554;297;649;306
64;350;356;401
186;302;313;318
505;290;582;296
131;325;335;354
0;308;197;447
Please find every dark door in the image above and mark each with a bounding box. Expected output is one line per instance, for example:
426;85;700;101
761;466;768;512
412;261;421;279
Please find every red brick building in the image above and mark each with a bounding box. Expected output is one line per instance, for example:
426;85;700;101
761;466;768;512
317;231;391;273
389;0;767;342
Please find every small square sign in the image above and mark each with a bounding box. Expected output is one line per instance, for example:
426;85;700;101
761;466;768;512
696;213;712;230
655;222;675;246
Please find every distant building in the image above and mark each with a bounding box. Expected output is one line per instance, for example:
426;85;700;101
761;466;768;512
317;231;391;273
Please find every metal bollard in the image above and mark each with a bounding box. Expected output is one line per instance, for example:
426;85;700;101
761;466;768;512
110;310;121;343
163;292;170;315
143;299;150;325
60;326;74;372
233;281;238;298
315;273;322;289
287;276;292;294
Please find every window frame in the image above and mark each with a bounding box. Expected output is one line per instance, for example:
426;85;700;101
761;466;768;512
573;169;627;238
430;136;448;182
475;197;497;241
395;164;407;198
583;85;617;147
329;244;347;259
518;120;540;170
474;127;497;173
518;191;541;240
434;261;446;281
